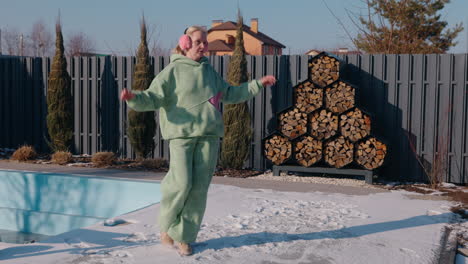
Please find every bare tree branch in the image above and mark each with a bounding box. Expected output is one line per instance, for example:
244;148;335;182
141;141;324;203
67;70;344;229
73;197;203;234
321;0;360;51
65;31;96;56
28;19;53;56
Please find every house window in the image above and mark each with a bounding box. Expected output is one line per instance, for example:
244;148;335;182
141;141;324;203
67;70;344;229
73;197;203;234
263;45;268;55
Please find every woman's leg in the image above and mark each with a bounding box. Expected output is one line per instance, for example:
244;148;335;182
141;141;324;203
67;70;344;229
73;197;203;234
158;138;195;233
166;137;219;243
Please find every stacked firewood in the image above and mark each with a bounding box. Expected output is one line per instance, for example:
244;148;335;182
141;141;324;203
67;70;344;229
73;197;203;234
340;108;371;142
309;55;340;87
326;81;355;114
294;136;322;167
279;108;308;139
324;136;354;168
263;52;387;170
264;134;292;165
309;109;338;140
355;137;387;170
294;80;323;113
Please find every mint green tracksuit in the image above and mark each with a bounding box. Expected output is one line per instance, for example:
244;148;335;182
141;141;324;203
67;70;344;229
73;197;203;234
126;54;263;243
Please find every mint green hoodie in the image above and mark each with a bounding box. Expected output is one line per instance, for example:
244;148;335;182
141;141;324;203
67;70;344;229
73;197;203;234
126;54;263;140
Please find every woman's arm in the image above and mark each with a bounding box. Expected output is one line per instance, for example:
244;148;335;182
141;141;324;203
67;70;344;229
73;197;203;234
220;75;276;104
121;75;169;111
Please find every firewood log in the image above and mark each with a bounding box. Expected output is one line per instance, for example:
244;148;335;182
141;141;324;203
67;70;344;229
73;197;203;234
279;108;308;139
294;136;322;167
264;134;292;165
294;81;323;114
355;137;387;170
324;136;354;168
325;81;355;114
340;108;371;142
309;109;338;140
309;55;340;87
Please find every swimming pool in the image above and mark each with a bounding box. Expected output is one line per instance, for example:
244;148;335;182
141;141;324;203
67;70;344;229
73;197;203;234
0;170;161;243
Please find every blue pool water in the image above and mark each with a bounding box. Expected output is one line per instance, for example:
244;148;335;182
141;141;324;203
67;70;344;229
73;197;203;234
0;170;161;243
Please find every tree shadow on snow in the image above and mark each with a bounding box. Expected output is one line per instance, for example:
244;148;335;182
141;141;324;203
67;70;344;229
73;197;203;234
194;212;454;253
0;228;152;261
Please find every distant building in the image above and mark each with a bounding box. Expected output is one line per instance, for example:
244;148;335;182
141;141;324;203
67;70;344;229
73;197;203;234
305;48;362;56
207;18;285;56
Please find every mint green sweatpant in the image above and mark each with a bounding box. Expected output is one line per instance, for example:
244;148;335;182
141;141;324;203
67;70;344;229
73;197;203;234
158;136;219;243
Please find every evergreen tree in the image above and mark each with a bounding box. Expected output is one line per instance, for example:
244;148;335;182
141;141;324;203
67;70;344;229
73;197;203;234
354;0;463;53
220;11;253;169
127;17;156;159
46;17;73;152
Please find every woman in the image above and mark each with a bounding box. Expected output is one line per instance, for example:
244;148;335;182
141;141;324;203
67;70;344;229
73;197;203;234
120;25;276;256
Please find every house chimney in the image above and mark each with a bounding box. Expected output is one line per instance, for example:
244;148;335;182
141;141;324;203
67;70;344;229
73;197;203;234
211;20;223;28
251;18;258;33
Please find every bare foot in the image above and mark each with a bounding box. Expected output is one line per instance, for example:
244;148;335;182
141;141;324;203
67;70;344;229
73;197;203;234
175;242;193;256
160;232;174;247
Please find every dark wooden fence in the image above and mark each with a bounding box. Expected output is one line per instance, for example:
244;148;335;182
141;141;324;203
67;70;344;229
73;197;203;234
1;54;467;184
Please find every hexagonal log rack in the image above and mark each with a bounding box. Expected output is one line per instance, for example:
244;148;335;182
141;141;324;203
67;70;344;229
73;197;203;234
263;52;387;181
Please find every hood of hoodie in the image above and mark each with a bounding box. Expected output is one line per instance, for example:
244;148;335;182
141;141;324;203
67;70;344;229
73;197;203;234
170;54;209;66
162;54;220;109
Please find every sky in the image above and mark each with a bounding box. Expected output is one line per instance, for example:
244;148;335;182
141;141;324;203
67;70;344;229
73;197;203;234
1;0;467;55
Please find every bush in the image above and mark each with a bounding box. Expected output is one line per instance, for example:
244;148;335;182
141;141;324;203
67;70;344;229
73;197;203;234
140;158;168;169
46;20;74;152
11;145;37;161
51;151;73;165
92;152;116;167
127;18;156;159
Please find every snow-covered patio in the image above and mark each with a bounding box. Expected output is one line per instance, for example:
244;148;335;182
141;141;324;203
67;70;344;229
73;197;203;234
0;164;462;264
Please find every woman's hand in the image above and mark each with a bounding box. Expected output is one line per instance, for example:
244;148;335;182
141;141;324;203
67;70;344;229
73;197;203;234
120;89;135;101
260;75;276;87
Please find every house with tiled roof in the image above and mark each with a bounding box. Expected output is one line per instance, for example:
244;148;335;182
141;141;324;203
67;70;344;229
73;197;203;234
207;18;285;56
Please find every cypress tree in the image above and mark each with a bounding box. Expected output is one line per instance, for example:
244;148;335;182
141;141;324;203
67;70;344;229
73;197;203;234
127;17;156;159
46;18;73;152
220;11;253;169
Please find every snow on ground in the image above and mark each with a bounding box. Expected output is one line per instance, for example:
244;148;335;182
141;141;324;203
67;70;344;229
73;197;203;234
0;184;462;264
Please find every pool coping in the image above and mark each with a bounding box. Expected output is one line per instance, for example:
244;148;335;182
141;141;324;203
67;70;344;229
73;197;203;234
0;160;388;196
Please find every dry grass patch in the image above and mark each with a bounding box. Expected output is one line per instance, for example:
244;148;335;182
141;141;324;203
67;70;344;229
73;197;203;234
51;151;73;165
92;152;116;167
140;158;168;169
11;145;37;161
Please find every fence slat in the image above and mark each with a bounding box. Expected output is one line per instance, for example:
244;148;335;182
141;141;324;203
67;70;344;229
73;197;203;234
1;54;467;184
451;54;466;184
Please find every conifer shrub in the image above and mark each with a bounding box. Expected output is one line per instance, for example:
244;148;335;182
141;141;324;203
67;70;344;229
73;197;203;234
128;17;156;159
220;11;253;169
46;19;74;152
